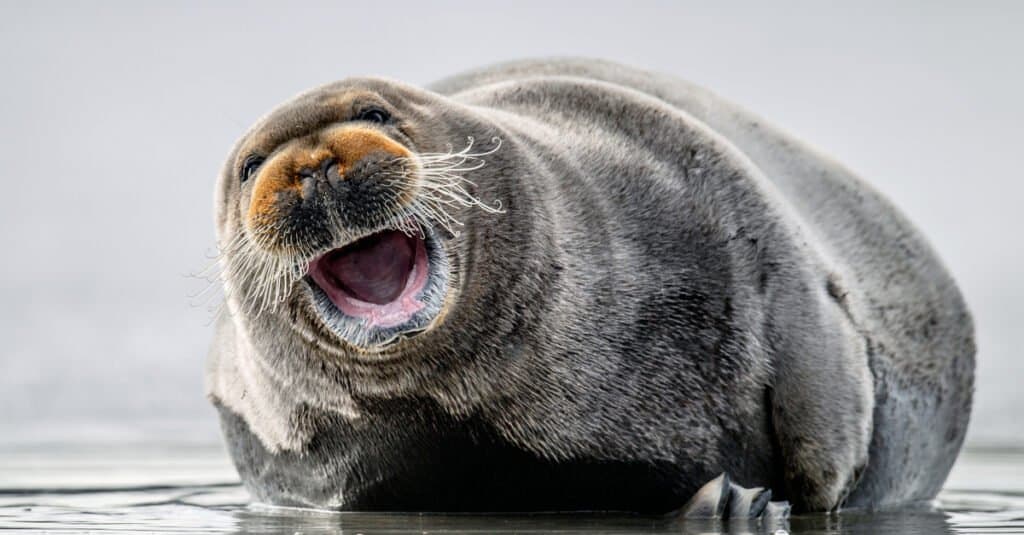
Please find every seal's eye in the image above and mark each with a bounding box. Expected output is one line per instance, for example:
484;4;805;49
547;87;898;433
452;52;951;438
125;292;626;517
240;155;264;183
356;107;390;124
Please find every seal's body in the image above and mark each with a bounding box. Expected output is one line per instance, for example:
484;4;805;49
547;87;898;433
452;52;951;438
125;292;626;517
207;59;974;514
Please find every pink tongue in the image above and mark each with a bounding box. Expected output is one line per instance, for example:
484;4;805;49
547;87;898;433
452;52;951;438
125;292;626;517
323;230;415;305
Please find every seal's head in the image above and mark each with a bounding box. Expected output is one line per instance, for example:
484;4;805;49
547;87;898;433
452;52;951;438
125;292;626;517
214;78;502;351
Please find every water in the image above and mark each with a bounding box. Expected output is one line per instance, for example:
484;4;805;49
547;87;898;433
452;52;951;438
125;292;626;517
1;444;1021;534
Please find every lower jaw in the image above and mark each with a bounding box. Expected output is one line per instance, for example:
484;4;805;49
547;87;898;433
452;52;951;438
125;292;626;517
306;227;450;349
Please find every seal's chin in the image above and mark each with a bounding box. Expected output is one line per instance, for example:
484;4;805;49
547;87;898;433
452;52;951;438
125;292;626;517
305;226;449;349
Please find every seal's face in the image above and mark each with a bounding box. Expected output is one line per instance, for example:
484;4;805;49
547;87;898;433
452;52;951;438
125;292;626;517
215;80;501;351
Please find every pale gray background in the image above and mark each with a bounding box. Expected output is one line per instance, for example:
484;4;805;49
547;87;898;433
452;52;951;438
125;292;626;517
0;1;1020;448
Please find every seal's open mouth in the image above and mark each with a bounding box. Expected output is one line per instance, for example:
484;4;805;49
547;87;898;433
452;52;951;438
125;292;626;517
308;230;431;330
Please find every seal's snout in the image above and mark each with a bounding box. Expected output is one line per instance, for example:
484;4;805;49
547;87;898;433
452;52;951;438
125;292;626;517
245;124;415;248
231;115;454;347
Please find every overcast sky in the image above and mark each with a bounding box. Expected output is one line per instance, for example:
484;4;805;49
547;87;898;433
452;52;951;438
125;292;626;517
0;1;1020;447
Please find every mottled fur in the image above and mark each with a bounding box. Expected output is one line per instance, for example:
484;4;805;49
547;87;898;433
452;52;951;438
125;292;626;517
206;58;974;512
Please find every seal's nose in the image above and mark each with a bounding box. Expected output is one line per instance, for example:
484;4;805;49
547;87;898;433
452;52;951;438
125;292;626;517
246;125;412;226
296;157;341;186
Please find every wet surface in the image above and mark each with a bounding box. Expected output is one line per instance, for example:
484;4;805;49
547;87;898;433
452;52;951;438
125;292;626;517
1;444;1021;534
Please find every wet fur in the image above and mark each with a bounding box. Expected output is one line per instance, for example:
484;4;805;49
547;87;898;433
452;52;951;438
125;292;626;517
207;58;974;512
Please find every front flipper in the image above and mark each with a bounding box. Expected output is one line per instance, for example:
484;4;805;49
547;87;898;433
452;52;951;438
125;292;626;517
680;473;790;522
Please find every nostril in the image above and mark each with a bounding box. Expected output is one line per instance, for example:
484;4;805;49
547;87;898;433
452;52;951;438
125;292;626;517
297;157;339;183
320;157;339;175
297;167;318;181
324;158;344;185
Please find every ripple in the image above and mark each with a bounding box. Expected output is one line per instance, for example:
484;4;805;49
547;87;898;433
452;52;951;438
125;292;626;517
1;445;1022;534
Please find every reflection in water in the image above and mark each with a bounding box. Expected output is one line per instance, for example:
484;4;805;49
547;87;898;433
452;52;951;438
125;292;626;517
6;485;1023;534
1;447;1023;534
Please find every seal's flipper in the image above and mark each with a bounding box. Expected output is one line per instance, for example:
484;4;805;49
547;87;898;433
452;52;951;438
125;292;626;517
680;473;790;522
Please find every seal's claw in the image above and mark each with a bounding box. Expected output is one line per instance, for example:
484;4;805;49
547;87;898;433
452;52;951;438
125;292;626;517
681;473;731;518
727;480;771;518
765;499;792;520
680;473;790;523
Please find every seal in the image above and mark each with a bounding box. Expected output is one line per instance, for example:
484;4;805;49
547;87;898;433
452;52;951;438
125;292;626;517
206;58;974;516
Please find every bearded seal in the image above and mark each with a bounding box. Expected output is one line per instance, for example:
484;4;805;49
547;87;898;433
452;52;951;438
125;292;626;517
206;58;974;516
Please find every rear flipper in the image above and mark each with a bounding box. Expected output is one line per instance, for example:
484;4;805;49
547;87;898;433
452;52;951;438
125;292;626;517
678;473;790;524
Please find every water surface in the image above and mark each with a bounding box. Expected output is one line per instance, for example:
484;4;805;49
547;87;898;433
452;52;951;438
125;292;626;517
1;444;1021;534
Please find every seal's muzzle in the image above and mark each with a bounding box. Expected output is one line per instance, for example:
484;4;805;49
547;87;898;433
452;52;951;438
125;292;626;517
235;120;450;348
245;124;414;248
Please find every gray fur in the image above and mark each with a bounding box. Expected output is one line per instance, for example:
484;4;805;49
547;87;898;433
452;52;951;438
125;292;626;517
207;58;974;512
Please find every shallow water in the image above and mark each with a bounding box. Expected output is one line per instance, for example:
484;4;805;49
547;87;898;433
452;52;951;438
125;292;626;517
1;444;1022;534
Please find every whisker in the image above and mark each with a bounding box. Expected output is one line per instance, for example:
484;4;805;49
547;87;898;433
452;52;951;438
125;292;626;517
200;135;505;318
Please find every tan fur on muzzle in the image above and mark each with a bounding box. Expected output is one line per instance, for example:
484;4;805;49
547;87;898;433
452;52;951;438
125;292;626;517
247;125;412;227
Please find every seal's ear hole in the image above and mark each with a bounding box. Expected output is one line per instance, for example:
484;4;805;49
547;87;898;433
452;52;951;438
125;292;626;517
240;155;265;183
355;107;390;124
